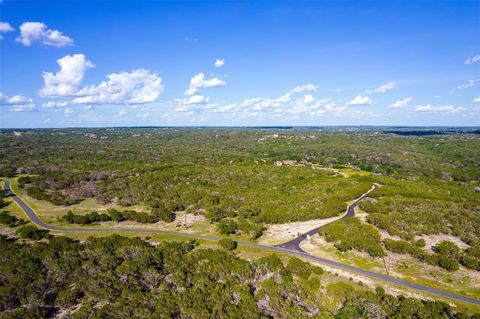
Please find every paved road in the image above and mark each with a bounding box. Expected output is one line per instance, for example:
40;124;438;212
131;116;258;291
3;179;479;306
276;183;379;251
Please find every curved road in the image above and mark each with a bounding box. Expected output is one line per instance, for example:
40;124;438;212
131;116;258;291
3;179;479;306
276;183;379;251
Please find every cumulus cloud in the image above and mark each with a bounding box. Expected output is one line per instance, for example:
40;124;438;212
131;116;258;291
346;95;372;106
290;84;318;93
473;97;480;103
414;104;466;113
388;97;412;108
303;94;315;104
118;109;127;116
0;22;14;39
16;22;73;47
40;54;164;105
451;79;479;92
184;73;226;96
465;55;480;65
363;81;396;94
214;59;224;67
42;101;68;108
174;95;212;113
40;54;95;97
0;92;36;111
137;113;150;118
73;69;164;105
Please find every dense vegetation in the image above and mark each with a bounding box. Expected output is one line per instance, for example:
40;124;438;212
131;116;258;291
319;217;386;258
1;128;479;274
2;128;478;224
362;178;480;245
61;209;158;224
1;233;478;318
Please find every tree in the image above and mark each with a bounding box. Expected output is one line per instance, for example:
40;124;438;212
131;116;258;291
217;219;237;235
151;205;175;222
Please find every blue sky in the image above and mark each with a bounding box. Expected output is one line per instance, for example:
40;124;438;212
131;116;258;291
0;0;479;128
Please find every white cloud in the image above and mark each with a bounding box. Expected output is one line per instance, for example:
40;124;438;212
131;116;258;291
290;84;318;93
83;105;93;110
388;97;412;108
363;81;396;94
0;92;36;111
11;104;36;112
161;113;173;122
42;101;68;108
40;54;95;97
73;69;164;105
118;109;127;116
16;22;73;47
184;73;226;96
214;59;224;67
175;94;209;105
303;94;315;104
136;113;150;118
451;79;479;92
346;95;372;106
473;97;480;103
41;54;164;105
64;107;74;116
465;55;480;65
414;104;466;113
0;22;14;40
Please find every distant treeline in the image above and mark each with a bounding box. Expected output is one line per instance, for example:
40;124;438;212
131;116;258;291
384;129;480;136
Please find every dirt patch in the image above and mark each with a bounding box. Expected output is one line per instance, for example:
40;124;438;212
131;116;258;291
259;216;343;245
102;213;209;234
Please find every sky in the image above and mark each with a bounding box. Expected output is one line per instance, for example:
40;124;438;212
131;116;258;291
0;0;479;128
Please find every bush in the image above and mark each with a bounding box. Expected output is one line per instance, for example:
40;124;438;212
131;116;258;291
217;219;237;235
286;257;315;280
0;166;15;178
383;238;411;254
218;238;237;250
151;205;175;222
0;211;26;228
415;238;426;247
432;240;461;259
16;225;50;240
17;176;33;188
437;256;459;271
320;218;385;258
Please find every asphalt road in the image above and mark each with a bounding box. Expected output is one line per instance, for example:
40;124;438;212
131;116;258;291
276;183;379;251
3;179;480;306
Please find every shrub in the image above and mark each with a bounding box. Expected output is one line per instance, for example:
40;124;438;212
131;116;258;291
217;219;237;235
218;238;237;250
151;205;175;222
436;256;459;272
383;238;411;254
320;218;385;258
286;257;314;280
415;238;426;247
432;240;461;259
0;211;26;228
16;225;50;240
